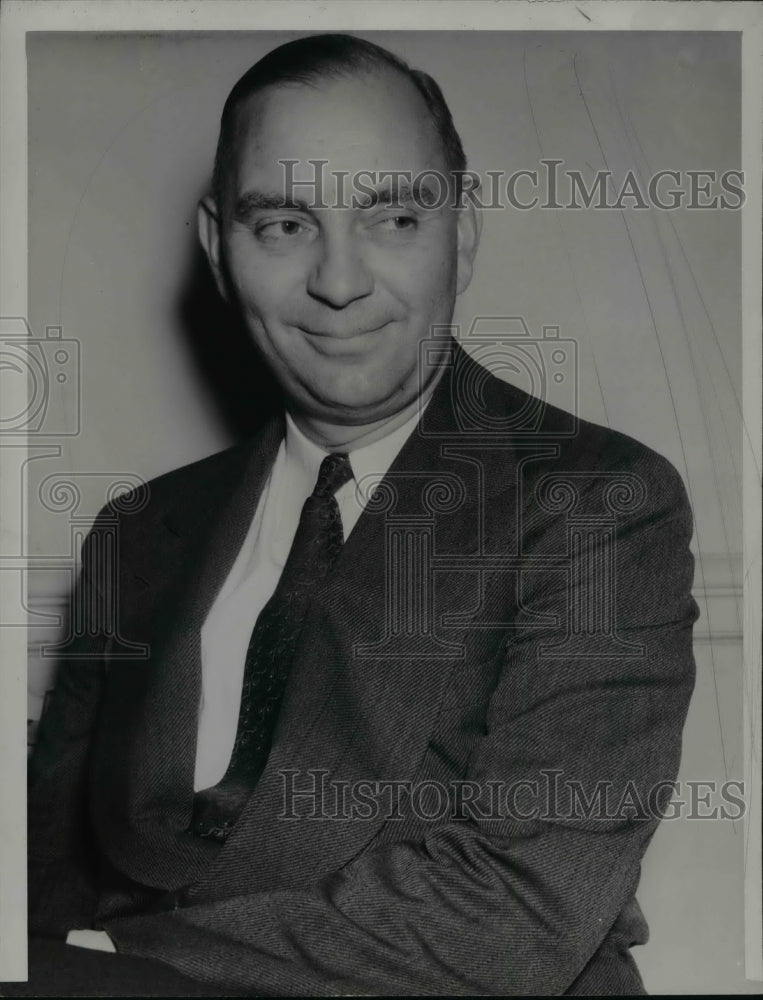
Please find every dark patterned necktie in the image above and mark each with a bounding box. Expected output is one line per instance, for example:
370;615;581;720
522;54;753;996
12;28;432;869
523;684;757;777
191;451;354;842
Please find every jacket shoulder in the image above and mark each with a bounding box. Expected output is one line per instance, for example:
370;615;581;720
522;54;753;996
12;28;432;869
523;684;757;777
480;369;691;516
93;439;256;532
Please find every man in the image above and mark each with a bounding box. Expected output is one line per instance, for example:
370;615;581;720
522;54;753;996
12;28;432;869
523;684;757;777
23;33;698;996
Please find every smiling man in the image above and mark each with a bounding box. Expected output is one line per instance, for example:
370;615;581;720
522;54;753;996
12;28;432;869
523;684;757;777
200;51;477;446
23;33;698;997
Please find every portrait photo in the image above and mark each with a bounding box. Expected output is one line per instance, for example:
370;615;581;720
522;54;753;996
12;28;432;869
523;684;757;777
0;1;760;995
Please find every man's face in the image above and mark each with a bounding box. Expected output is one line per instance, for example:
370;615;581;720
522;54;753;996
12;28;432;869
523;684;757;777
200;68;479;426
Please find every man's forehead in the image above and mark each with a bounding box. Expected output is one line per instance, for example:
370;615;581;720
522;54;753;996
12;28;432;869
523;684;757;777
229;70;445;182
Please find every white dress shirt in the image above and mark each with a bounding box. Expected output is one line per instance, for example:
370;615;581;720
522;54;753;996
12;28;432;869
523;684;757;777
194;407;423;791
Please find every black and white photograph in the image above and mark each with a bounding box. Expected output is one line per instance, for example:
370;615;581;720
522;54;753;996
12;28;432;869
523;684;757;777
0;1;761;995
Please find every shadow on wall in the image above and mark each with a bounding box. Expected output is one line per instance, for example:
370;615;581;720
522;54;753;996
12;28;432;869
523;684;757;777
175;239;284;442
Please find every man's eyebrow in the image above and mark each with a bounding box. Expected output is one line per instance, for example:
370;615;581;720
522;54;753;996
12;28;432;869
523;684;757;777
357;176;442;208
233;176;446;221
234;191;312;222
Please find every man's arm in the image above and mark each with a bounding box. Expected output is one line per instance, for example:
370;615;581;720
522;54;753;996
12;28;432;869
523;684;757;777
102;456;698;996
28;521;107;937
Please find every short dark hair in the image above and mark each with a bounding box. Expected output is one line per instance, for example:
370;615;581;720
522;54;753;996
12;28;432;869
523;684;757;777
211;32;467;208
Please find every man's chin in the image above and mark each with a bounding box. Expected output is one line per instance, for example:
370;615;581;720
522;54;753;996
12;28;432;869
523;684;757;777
294;382;420;427
304;400;402;426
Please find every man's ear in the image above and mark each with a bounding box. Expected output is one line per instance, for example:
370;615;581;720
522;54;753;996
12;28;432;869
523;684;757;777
455;200;482;295
197;196;228;302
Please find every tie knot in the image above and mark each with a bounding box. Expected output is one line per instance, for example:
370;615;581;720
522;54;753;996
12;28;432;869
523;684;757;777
313;452;353;498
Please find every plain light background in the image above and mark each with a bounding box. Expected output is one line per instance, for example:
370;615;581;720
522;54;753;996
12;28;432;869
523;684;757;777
23;30;749;994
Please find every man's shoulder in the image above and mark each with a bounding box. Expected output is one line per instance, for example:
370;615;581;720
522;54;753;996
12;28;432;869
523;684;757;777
144;439;254;503
95;438;258;533
482;372;689;512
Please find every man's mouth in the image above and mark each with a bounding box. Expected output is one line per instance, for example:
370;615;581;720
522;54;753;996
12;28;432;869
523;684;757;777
297;320;390;340
295;322;392;355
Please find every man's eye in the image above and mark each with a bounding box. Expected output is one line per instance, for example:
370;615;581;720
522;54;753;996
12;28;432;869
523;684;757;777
256;219;308;241
375;215;418;232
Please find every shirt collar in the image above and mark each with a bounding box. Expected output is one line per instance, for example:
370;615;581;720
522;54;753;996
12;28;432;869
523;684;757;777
283;404;425;504
347;407;422;505
283;413;327;490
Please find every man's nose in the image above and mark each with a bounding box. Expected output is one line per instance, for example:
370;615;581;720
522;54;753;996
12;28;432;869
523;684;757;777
306;230;373;307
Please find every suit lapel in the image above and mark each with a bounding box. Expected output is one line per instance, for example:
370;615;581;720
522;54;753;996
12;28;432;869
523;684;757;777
94;415;286;888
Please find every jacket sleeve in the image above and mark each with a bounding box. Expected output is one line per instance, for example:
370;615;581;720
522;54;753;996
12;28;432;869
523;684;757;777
28;519;108;938
102;456;698;996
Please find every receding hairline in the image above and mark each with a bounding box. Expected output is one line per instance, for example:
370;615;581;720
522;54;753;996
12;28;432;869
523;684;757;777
211;35;467;210
215;65;453;205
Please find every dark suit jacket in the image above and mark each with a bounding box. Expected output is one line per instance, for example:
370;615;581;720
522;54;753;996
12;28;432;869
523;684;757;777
28;344;698;995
